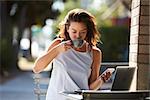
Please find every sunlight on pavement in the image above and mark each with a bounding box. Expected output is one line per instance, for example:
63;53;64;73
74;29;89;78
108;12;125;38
18;57;52;71
18;57;34;71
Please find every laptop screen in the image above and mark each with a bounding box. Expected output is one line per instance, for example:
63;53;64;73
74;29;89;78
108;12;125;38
111;66;136;91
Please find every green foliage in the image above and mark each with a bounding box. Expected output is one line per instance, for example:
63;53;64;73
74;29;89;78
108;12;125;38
97;26;129;62
88;4;112;27
0;38;13;70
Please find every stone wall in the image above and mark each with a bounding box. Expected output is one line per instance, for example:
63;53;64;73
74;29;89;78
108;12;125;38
129;0;150;90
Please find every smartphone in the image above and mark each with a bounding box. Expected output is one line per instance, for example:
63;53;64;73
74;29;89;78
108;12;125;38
101;68;115;82
105;68;115;74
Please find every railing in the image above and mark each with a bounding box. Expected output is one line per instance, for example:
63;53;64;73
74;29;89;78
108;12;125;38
101;62;129;66
33;62;129;100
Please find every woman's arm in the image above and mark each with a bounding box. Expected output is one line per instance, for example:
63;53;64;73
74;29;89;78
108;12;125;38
89;47;114;90
33;38;61;73
33;38;73;73
88;47;104;90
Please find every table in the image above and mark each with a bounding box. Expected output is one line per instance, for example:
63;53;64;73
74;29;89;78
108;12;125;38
61;90;150;100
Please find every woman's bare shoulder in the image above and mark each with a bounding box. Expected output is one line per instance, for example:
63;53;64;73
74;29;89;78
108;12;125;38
52;38;63;44
47;38;63;51
92;46;102;55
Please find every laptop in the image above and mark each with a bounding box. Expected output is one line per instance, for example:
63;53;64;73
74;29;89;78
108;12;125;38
111;66;136;91
75;66;136;93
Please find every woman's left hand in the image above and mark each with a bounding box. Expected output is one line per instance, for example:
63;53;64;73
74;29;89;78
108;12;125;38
100;68;115;82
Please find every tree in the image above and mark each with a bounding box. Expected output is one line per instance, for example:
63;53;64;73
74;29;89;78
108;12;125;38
0;1;59;76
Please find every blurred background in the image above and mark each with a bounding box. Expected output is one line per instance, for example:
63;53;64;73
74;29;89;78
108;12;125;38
0;0;131;100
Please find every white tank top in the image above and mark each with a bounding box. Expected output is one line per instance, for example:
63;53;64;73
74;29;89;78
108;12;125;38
46;44;93;100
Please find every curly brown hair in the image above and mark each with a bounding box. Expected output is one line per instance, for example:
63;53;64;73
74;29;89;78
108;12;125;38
58;8;100;46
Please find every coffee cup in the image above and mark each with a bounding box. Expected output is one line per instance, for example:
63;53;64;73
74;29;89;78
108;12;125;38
71;39;84;48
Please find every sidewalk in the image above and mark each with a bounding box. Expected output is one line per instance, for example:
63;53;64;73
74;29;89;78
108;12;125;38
0;71;36;100
0;71;112;100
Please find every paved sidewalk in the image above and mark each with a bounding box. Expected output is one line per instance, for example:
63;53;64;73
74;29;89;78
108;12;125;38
0;70;112;100
0;71;36;100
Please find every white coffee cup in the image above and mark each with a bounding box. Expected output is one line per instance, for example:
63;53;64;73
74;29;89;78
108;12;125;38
71;39;84;48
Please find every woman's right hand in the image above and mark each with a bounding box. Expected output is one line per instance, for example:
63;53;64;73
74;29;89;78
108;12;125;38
57;40;72;54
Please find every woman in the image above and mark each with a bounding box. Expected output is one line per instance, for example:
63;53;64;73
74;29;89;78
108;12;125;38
33;8;112;100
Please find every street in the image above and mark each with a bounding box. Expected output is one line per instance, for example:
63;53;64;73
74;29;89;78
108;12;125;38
0;71;37;100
